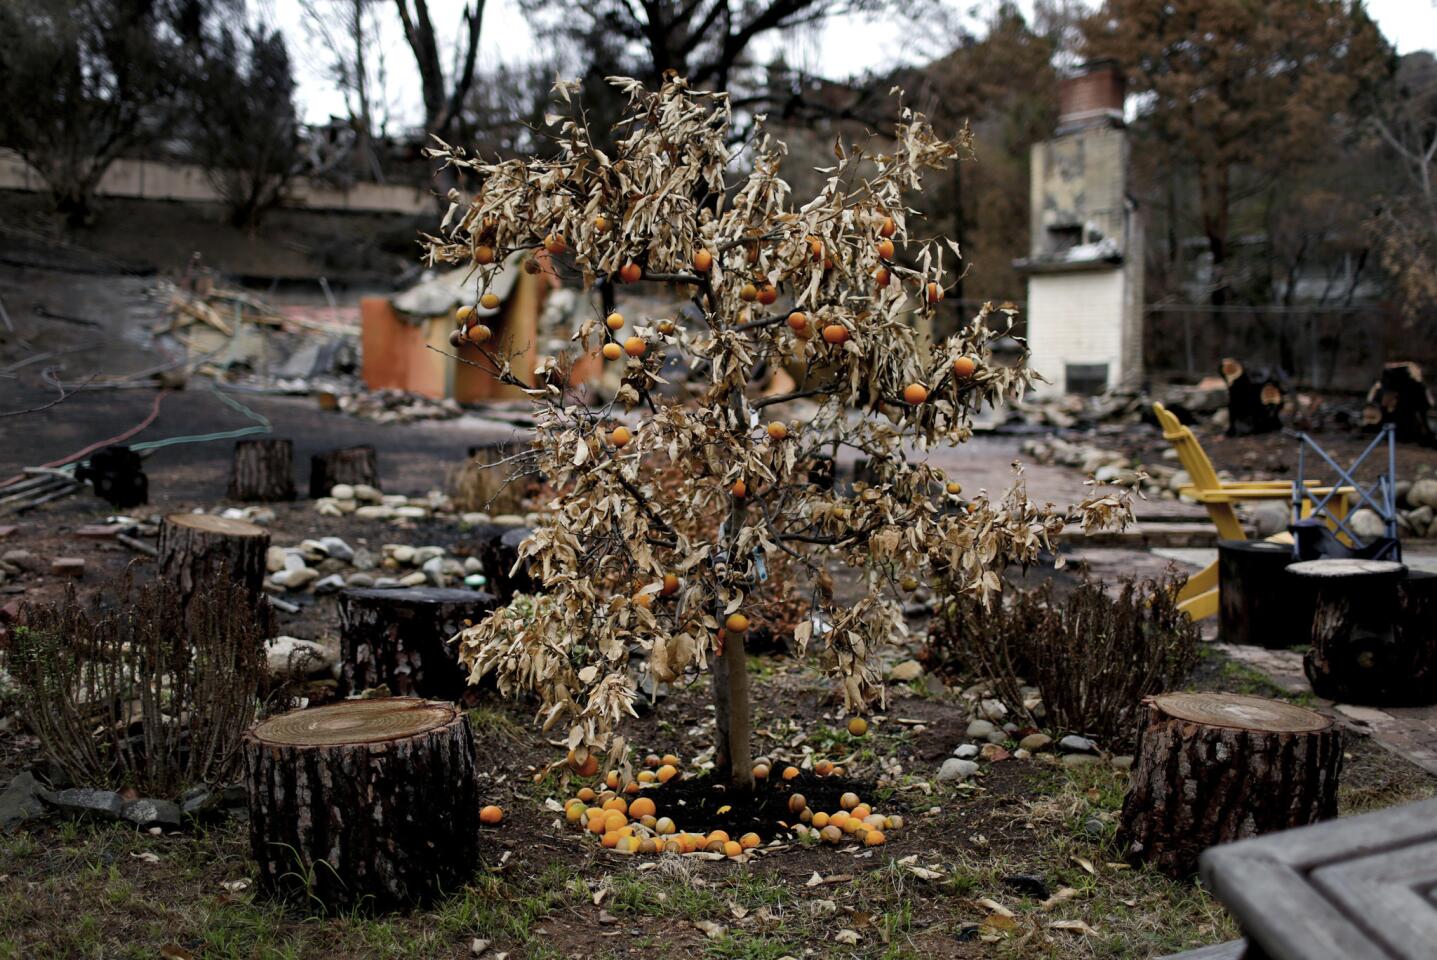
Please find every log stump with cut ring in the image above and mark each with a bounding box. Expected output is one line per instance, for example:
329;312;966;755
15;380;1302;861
243;698;481;912
1289;558;1408;704
1117;692;1342;878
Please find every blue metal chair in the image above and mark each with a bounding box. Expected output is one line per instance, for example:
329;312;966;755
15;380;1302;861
1290;425;1400;562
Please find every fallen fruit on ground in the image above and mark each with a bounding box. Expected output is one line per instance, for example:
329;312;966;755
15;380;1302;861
782;765;800;781
479;805;503;825
840;792;860;810
657;763;678;783
848;717;869;736
629;796;656;819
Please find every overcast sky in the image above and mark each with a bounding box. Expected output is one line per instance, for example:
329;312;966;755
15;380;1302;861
274;0;1437;129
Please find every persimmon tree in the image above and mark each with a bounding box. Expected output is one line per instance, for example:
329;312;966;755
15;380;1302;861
425;76;1128;791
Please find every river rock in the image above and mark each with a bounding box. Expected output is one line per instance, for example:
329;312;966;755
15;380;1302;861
1018;733;1053;753
1058;734;1097;754
887;660;924;682
319;537;354;563
1347;508;1387;540
121;798;182;831
938;758;979;782
964;719;995;740
329;483;355;501
1410;478;1437;509
953;743;979;759
265;636;334;679
265;546;287;573
0;772;47;830
46;788;123;820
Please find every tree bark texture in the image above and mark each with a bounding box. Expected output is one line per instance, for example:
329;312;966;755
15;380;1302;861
309;445;379;499
337;586;497;701
461;524;535;603
1117;692;1342;879
228;438;295;502
157;513;269;615
1218;539;1297;648
243;698;481;912
1292;559;1408;703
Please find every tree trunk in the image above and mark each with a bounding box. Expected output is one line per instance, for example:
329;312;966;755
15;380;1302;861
1221;359;1284;436
157;513;270;616
1292;559;1408;704
338;586;497;701
228;438;296;502
309;445;379;499
1118;692;1342;879
243;697;481;912
1218;539;1295;647
724;631;754;791
1297;560;1437;706
462;524;535;603
1362;361;1435;445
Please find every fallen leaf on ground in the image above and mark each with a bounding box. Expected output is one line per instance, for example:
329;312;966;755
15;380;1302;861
975;898;1014;918
1050;919;1098;935
159;946;194;960
219;879;250;893
1040;887;1079;910
131;851;160;864
835;929;861;945
694;920;726;940
1072;856;1096;875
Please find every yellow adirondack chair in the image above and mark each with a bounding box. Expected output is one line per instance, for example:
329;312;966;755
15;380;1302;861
1151;402;1352;620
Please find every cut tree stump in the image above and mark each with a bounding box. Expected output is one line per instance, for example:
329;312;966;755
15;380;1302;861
1363;361;1435;445
157;513;270;613
1222;358;1284;437
1289;559;1408;703
1117;691;1342;878
463;524;536;603
228;438;296;502
243;698;481;912
309;445;379;499
338;586;498;701
1218;539;1297;648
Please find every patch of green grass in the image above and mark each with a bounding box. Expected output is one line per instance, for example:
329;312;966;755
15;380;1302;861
466;706;524;743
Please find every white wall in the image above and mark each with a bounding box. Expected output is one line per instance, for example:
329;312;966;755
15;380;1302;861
1026;267;1127;395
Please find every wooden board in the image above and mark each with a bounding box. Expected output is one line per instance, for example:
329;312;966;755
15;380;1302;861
1200;797;1437;960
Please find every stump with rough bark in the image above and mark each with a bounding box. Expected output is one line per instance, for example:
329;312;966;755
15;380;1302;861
1290;558;1408;703
1218;539;1297;648
338;587;497;701
244;697;481;912
1117;692;1342;878
463;524;536;603
309;445;379;499
228;438;296;502
158;513;270;612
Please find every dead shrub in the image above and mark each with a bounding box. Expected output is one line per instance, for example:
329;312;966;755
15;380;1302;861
932;575;1199;743
448;445;535;515
6;571;269;795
